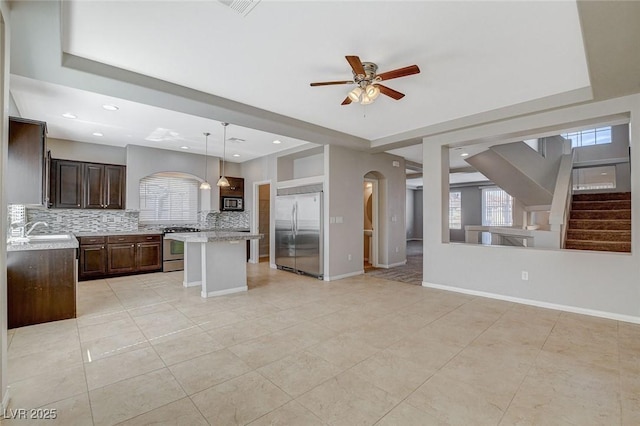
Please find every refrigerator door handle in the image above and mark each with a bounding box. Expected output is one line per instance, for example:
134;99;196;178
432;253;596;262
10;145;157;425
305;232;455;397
292;203;296;236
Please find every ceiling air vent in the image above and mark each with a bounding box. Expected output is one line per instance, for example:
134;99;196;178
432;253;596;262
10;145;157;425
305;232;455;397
228;137;246;143
218;0;261;17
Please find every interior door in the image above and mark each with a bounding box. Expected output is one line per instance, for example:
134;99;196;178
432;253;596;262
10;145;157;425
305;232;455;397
275;195;296;270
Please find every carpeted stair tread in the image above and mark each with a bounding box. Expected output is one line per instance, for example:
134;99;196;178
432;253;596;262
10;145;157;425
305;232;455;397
566;229;630;242
565;239;631;253
571;200;631;210
570;209;631;220
572;192;631;202
566;192;631;253
568;219;631;230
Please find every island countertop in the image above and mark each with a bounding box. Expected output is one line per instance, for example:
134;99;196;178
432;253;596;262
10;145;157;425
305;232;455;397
164;231;262;243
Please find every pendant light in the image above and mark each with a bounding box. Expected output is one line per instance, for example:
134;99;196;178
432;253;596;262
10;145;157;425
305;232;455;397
200;132;211;190
217;122;230;187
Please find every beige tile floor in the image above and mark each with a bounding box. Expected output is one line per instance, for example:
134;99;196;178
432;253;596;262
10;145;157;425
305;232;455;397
4;262;640;425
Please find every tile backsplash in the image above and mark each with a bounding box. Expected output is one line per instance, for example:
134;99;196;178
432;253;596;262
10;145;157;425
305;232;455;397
24;208;139;234
10;205;251;234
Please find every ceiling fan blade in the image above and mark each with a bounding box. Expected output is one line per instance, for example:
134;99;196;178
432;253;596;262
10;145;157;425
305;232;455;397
341;97;352;105
377;65;420;81
310;81;353;87
377;84;405;100
346;55;366;77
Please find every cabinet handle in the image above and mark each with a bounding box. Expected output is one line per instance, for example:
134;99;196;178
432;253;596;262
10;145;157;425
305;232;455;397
77;204;80;207
137;244;140;247
101;246;104;249
131;244;134;247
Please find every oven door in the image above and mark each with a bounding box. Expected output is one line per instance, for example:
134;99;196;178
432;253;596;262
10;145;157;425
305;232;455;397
163;238;185;271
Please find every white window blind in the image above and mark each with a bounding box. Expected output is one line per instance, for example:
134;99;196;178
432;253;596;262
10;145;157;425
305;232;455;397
139;174;199;222
449;191;462;229
482;188;513;227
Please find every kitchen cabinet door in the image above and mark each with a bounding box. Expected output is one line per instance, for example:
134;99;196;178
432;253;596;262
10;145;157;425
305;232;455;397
220;176;244;197
8;117;47;205
51;159;83;208
137;241;162;271
107;243;136;274
79;244;107;279
83;163;105;209
104;165;126;209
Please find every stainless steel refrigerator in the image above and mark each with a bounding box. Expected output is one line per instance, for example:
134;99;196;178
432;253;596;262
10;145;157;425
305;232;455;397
275;189;323;279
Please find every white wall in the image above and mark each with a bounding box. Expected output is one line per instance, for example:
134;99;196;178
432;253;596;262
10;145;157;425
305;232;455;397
126;144;220;211
327;145;406;278
48;138;126;165
423;94;640;321
0;0;9;409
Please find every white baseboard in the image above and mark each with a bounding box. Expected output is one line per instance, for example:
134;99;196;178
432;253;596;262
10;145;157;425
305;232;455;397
202;286;248;298
183;280;201;288
376;260;407;269
422;281;640;325
270;263;278;269
324;270;364;281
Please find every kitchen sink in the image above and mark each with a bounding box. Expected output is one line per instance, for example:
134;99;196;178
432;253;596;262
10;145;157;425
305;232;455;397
27;234;73;241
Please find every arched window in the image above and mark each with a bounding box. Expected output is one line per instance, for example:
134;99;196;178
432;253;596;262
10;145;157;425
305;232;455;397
139;172;200;222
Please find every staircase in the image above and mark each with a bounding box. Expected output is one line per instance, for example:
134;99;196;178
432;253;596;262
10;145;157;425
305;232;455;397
565;192;631;252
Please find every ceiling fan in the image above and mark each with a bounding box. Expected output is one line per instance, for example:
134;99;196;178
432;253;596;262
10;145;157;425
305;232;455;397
310;55;420;105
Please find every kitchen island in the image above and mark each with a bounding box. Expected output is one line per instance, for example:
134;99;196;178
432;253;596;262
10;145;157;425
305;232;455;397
164;231;262;298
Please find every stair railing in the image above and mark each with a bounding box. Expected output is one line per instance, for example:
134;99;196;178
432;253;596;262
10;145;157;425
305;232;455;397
549;151;576;248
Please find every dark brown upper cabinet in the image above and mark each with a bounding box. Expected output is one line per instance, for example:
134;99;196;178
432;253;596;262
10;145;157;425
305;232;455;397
8;117;49;205
220;176;244;198
50;159;83;208
50;159;126;209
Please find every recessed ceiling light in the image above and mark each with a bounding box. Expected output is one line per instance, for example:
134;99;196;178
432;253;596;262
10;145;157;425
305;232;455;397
180;146;189;150
272;140;281;144
232;154;240;157
102;104;119;111
460;152;469;157
92;132;103;137
62;113;77;119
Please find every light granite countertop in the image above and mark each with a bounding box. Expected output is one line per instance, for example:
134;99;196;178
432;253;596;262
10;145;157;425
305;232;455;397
74;230;164;237
164;231;262;243
7;234;79;252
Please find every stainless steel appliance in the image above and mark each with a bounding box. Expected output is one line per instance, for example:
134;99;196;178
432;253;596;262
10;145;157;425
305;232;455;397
275;186;323;278
162;226;200;272
221;197;243;211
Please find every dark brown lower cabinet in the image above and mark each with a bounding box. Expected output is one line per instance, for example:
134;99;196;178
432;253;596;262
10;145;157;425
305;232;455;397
108;243;137;274
7;248;76;329
78;234;162;280
137;241;162;271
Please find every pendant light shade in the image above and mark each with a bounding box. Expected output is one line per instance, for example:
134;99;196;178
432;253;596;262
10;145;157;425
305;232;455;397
217;122;231;187
200;132;211;190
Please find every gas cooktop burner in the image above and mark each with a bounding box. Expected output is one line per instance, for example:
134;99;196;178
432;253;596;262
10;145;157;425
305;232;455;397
162;226;201;234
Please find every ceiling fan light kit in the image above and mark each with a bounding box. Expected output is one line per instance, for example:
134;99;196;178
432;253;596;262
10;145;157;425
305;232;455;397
311;55;420;106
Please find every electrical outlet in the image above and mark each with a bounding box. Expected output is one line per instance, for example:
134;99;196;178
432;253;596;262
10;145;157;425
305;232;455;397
348;254;352;261
395;247;399;253
521;271;529;281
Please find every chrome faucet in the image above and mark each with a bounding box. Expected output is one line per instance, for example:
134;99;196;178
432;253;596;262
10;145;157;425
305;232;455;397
24;221;49;237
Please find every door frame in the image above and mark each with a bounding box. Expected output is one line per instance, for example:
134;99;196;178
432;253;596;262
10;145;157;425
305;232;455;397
365;178;379;267
251;179;271;264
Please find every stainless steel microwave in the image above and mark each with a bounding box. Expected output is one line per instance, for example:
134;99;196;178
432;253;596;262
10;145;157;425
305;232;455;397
222;197;243;211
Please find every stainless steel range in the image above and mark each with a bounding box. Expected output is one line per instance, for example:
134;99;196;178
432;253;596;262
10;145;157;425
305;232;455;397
162;226;200;272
